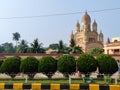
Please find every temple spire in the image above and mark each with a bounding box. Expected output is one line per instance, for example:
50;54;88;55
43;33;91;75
70;30;74;39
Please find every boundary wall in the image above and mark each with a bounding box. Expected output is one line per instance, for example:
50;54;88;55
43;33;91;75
0;53;120;60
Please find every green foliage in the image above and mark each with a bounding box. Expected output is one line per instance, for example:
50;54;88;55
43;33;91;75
31;38;44;53
70;38;75;48
77;54;97;75
69;39;83;54
20;56;39;78
69;46;83;54
57;55;76;77
48;43;59;50
12;32;21;48
0;57;21;78
57;40;68;54
17;39;28;53
38;56;57;78
0;45;4;53
91;48;104;54
97;54;118;75
12;32;21;41
0;60;3;67
1;43;15;53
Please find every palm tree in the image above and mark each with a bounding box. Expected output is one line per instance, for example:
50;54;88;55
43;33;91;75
70;38;75;48
57;40;65;53
17;39;28;53
72;46;83;54
91;48;104;54
69;38;83;54
12;32;21;47
31;38;43;53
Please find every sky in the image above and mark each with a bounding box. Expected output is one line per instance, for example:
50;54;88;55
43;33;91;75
0;0;120;47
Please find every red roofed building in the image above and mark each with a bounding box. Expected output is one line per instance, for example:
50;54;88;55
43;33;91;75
104;37;120;55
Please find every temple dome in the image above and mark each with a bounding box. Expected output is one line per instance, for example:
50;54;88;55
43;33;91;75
76;21;80;27
100;31;103;36
93;20;97;26
82;12;91;24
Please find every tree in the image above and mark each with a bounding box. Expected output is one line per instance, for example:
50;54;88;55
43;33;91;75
91;48;104;54
69;39;83;54
0;45;4;53
57;55;76;77
69;46;83;54
31;38;44;53
77;54;97;77
38;56;57;78
70;38;76;48
0;60;3;67
1;42;15;53
57;40;64;53
17;39;28;53
20;56;39;79
97;54;118;83
48;43;59;50
0;57;21;78
97;54;118;75
57;40;68;54
74;46;83;54
12;32;21;47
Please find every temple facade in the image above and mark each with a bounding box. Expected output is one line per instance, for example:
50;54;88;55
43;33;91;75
70;12;104;53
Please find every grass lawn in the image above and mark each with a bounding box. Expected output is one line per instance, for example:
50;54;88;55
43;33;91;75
0;78;119;84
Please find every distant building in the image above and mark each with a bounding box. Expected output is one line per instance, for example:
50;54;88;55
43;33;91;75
104;37;120;55
45;48;57;54
70;12;104;53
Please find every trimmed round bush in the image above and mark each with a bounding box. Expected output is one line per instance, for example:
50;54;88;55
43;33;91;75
20;56;38;78
77;54;97;76
97;54;118;75
38;56;57;78
57;55;76;77
0;57;21;78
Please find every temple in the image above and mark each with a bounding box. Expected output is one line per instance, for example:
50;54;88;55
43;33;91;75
70;12;104;53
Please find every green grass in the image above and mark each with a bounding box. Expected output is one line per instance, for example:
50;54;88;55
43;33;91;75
0;78;119;84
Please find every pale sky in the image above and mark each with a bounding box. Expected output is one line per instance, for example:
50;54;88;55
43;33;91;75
0;0;120;47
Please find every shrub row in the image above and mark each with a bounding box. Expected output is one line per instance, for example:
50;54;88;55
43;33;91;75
0;54;118;79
